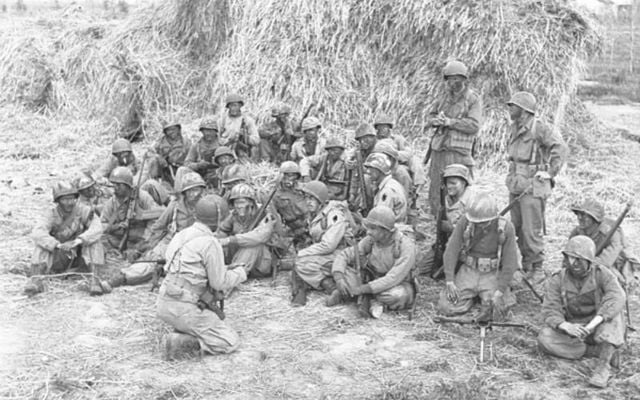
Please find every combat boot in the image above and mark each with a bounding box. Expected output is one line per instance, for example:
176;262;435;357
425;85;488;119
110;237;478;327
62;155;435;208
320;277;336;294
23;277;45;297
89;276;104;296
588;360;611;388
291;271;307;307
325;290;344;307
163;332;201;361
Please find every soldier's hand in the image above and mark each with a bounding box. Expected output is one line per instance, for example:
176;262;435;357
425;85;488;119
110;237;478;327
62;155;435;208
335;276;352;297
123;249;141;263
350;284;370;296
57;240;80;252
559;322;588;339
446;281;459;304
534;171;551;181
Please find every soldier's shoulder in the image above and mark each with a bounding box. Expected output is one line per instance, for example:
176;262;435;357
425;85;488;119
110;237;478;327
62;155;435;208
325;201;347;222
598;221;614;235
465;88;481;102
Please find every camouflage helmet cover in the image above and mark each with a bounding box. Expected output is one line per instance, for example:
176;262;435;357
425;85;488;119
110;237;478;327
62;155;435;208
373;114;394;128
301;117;321;132
364;153;392;175
221;164;247;184
271;102;292;116
213;146;235;162
354;123;376;139
199;117;219;131
229;183;257;202
280;161;301;176
225;93;244;107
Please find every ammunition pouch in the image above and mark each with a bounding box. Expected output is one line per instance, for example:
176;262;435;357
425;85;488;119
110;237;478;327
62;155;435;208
465;256;499;273
506;161;548;195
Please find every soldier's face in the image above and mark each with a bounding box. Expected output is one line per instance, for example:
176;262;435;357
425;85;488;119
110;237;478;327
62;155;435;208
576;212;597;231
564;254;591;279
113;182;131;198
445;75;465;94
228;102;242;117
57;195;77;213
375;124;392;139
327;184;344;200
201;128;218;141
446;177;466;197
508;104;522;121
366;224;392;243
79;187;96;199
184;186;204;204
275;113;289;124
365;166;383;184
282;173;299;189
216;155;234;168
327;147;343;161
233;198;253;218
358;135;376;150
303;127;319;142
164;126;181;141
116;151;133;166
305;195;322;214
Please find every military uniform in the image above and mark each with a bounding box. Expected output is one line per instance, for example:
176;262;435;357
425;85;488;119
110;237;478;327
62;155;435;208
218;113;260;161
290;136;326;163
185;137;220;184
148;135;192;187
271;183;308;240
258;118;296;164
157;221;246;355
300;152;348;198
372;175;407;224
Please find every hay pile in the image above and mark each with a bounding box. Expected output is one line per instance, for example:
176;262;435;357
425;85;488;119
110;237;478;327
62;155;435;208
0;0;599;158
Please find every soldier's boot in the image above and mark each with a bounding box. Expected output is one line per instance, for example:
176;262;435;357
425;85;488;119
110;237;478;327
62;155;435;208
325;290;344;307
320;277;336;294
23;277;45;297
291;271;307;307
163;332;201;361
589;343;616;388
369;299;384;319
89;276;105;296
358;295;372;319
610;350;621;369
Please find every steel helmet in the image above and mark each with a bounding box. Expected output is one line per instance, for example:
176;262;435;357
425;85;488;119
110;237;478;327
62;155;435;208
355;123;376;139
199;117;219;131
225;93;244;107
229;183;256;203
364;153;392;175
111;138;133;155
507;91;536;114
571;199;605;223
324;137;345;150
280;161;301;176
221;164;247;184
162;120;181;131
195;198;219;229
443;60;469;79
302;180;329;204
373;140;399;160
562;235;596;262
109;166;134;188
52;180;78;201
466;193;498;223
180;172;206;192
74;175;96;191
301;117;321;132
213;146;235;163
364;206;396;231
373;114;394;128
271;102;292;117
443;163;472;185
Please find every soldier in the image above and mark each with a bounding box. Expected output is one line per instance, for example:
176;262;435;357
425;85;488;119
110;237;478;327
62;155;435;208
74;175;104;216
157;198;250;360
148;121;192;189
424;60;482;217
329;206;416;318
363;153;407;223
219;164;248;204
505;91;568;276
300;137;349;200
101;167;164;253
185;117;220;186
218;93;260;162
26;181;105;296
290;117;326;163
372;140;412;200
345;123;377;212
218;183;277;278
437;193;518;317
271;161;309;247
537;236;626;388
291;181;352;306
258;102;296;164
209;146;236;192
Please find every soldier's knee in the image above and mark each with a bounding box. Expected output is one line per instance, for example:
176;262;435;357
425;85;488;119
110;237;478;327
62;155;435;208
537;326;585;360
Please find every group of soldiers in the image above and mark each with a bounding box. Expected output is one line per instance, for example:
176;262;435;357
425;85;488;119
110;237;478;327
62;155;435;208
26;60;638;388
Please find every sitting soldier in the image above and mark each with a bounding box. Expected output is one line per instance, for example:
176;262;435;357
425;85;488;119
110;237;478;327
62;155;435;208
300;137;349;200
290;117;326;163
437;193;518;318
363;153;407;223
148;120;191;189
210;146;236;191
217;183;277;278
218;164;248;204
218;93;260;162
271;161;310;248
185;117;220;187
26;180;105;296
537;236;626;388
329;206;416;318
157;198;250;360
74;174;105;216
372;140;413;200
101;167;164;253
257;102;296;164
291;181;352;306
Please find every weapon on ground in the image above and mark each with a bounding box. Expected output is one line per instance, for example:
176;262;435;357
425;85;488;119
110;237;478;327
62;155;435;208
249;180;280;231
430;175;449;280
522;274;544;303
118;155;148;252
355;150;373;215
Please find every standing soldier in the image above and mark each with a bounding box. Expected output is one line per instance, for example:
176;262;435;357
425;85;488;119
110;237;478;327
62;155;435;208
26;181;105;296
157;198;250;360
185;117;220;187
290;117;326;163
537;236;626;388
291;181;352;306
258;102;296;163
300;137;349;200
218;93;260;162
424;60;482;217
437;193;518;318
148;121;192;190
329;206;416;318
505;91;567;276
363;153;408;223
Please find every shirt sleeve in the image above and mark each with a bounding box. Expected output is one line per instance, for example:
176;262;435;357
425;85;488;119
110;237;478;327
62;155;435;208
596;266;626;321
443;216;466;282
31;209;59;251
229;219;276;247
596;226;624;269
538;123;568;178
203;239;247;291
77;207;103;245
94;157;117;180
542;274;568;328
497;221;518;292
368;236;415;293
145;202;175;243
246;117;260;146
298;211;347;257
299;154;323;178
449;93;482;135
332;236;372;276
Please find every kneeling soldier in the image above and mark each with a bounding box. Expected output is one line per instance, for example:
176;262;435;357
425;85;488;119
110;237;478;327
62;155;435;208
537;235;626;388
157;198;250;360
330;206;416;318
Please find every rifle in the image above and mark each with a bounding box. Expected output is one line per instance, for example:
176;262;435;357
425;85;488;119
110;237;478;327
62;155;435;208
351;237;371;318
355;150;373;215
298;101;315;134
249;180;280;231
314;154;328;181
197;288;225;320
344;169;353;202
430;175;449;280
118;155;148;252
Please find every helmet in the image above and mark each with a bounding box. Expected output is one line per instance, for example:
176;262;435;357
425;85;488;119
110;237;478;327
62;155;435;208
355;123;376;139
324;137;345;150
162;121;181;131
364;206;396;231
180;172;206;192
302;180;329;204
364;153;392;175
562;235;596;262
109;166;134;188
443;60;469;79
507;91;536;114
443;163;472;185
466;194;498;223
271;102;292;116
301;117;321;132
52;180;78;201
225;93;244;107
373;140;399;160
221;164;247;184
229;183;256;202
280;161;301;176
199;117;219;131
213;146;235;163
195;198;219;228
373;114;394;128
74;175;96;191
571;199;605;223
111;138;132;154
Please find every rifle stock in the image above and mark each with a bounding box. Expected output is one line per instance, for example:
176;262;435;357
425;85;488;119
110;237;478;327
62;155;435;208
118;155;148;252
